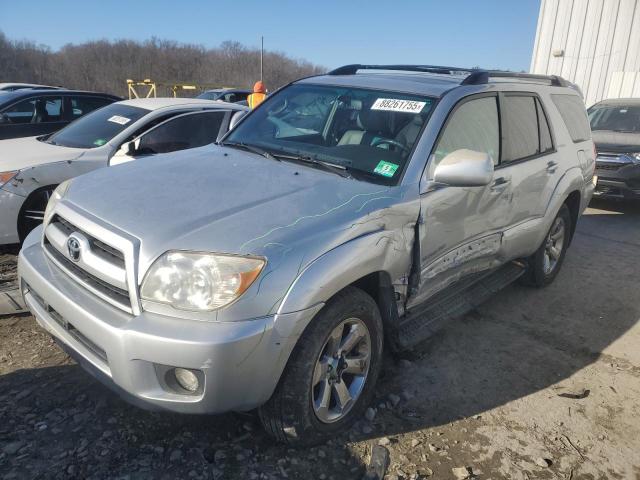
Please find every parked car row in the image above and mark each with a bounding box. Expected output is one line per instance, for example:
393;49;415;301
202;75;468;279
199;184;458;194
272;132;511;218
13;65;596;444
0;96;248;244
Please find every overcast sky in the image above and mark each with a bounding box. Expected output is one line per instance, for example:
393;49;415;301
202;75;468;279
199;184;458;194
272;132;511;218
0;0;541;71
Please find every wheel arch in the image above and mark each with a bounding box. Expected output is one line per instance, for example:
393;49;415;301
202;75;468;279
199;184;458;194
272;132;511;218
563;189;582;245
17;183;58;242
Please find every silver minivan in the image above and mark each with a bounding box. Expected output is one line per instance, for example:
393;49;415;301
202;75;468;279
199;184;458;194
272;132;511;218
18;65;595;445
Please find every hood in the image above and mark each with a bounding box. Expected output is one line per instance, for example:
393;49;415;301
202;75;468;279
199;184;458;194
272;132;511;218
64;146;397;263
0;136;85;171
592;130;640;154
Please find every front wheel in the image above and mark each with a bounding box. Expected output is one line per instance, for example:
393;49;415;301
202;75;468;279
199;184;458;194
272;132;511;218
18;186;56;243
521;204;571;287
259;286;384;445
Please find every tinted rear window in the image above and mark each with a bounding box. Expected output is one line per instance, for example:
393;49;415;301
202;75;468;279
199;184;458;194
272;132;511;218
551;94;591;143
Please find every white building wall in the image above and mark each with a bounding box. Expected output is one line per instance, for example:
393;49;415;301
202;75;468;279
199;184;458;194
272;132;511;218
531;0;640;106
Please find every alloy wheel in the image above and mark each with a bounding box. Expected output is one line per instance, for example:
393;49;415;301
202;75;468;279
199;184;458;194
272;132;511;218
312;318;371;424
543;216;565;275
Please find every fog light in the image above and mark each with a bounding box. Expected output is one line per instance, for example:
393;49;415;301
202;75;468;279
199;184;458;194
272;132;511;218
174;368;199;392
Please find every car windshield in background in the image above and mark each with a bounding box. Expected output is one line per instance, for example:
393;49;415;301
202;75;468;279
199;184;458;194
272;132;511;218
197;91;222;100
224;84;435;184
46;104;149;148
589;104;640;133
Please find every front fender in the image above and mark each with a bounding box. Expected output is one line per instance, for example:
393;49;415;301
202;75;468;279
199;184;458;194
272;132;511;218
276;227;413;316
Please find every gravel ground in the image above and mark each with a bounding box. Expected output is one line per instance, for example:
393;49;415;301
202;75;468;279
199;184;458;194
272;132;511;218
1;199;640;480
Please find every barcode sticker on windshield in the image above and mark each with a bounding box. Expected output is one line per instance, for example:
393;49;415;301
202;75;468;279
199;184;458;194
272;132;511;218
371;98;426;113
108;115;131;125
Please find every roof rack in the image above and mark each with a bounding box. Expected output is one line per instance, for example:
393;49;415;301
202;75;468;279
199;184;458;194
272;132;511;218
327;64;569;87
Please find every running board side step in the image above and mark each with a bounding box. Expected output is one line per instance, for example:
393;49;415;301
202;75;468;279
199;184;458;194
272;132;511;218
396;262;526;350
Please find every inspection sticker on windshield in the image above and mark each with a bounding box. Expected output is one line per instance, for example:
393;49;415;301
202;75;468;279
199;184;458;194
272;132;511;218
107;115;131;125
374;160;399;177
371;98;426;113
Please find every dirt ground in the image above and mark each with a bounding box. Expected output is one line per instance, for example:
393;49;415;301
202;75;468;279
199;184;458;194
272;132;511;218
1;199;639;480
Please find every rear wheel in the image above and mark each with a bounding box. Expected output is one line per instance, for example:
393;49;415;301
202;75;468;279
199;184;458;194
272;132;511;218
522;204;571;287
259;286;383;445
18;186;55;243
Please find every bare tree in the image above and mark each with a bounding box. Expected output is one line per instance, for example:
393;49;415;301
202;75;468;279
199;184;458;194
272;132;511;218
0;32;325;97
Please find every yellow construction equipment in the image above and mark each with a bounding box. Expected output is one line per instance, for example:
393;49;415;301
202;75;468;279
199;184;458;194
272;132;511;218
126;79;238;99
127;79;157;99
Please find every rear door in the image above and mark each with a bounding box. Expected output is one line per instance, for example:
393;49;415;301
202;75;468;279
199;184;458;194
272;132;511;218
497;93;560;226
110;110;229;166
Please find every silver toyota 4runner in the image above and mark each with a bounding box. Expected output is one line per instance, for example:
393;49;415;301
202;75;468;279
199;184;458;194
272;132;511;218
18;65;595;444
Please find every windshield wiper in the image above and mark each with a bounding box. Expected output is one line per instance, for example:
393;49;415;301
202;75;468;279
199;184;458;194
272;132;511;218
270;152;352;178
220;141;280;162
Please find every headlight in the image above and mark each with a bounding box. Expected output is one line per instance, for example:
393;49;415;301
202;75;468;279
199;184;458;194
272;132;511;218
140;251;265;312
631;153;640;164
0;171;18;188
43;179;72;225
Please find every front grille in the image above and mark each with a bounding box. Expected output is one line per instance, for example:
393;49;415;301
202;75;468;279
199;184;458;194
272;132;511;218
43;214;132;313
55;216;125;267
43;241;131;308
596;163;623;171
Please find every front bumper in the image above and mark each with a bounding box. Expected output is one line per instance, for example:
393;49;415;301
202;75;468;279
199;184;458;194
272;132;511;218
594;162;640;200
19;235;321;414
0;188;25;245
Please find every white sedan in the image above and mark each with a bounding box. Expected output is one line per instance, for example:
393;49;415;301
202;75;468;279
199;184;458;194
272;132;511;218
0;97;248;244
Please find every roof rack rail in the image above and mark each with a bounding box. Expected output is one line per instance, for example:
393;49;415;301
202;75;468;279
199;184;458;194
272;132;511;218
461;71;569;87
328;64;569;87
328;64;474;76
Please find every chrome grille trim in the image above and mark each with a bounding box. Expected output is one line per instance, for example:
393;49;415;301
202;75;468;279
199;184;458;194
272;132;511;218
42;202;142;316
45;220;127;290
43;241;131;310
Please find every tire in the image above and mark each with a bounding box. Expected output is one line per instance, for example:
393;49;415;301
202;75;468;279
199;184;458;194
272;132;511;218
521;204;572;287
18;186;56;243
259;286;384;445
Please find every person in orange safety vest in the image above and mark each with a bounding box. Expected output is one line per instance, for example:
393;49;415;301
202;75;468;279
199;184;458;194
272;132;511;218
247;81;267;109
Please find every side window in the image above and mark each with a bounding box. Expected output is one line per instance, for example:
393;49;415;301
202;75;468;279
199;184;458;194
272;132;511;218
71;97;112;119
3;98;36;124
536;98;553;153
2;96;62;124
137;111;226;155
551;94;591;143
223;93;236;103
433;96;500;167
502;95;540;162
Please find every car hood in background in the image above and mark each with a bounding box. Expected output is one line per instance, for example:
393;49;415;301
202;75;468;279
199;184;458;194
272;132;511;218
0;136;85;171
592;130;640;154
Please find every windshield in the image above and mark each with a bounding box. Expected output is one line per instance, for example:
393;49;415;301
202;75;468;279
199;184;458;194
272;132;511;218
197;91;222;101
589;104;640;133
47;104;149;148
224;83;435;184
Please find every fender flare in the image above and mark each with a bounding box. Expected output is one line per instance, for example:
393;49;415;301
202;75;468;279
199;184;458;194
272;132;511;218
276;228;409;316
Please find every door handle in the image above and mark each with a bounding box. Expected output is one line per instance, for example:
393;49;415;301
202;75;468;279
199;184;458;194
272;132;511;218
546;160;558;173
490;176;510;192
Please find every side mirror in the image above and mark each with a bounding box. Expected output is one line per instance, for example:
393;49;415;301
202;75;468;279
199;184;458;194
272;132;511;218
433;149;494;187
229;110;247;131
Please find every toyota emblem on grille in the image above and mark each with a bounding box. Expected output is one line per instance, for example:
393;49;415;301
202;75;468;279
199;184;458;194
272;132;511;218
67;236;81;262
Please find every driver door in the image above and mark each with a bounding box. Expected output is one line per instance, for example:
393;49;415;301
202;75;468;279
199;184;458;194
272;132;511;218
110;110;228;166
408;94;511;308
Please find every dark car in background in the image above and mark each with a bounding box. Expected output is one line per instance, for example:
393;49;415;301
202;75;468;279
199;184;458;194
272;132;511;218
589;98;640;200
0;89;121;140
196;88;251;103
